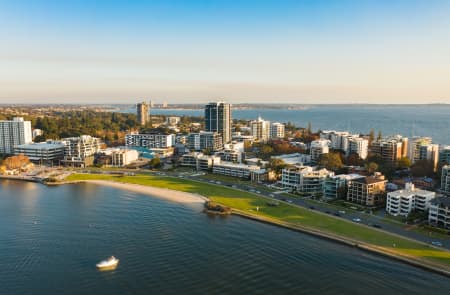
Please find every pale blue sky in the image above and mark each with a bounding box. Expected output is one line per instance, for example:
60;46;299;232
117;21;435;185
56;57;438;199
0;0;449;104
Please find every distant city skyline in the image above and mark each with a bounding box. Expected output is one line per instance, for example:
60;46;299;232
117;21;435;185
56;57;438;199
1;0;450;104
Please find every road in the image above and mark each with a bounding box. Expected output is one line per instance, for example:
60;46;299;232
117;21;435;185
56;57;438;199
164;170;450;250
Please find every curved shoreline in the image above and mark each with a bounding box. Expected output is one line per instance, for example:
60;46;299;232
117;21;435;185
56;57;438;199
52;179;208;209
232;210;450;278
2;176;450;277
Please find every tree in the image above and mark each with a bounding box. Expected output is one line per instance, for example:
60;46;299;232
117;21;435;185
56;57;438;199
318;152;343;171
365;162;379;174
346;153;364;166
369;129;375;145
411;160;434;177
149;157;161;168
268;158;287;175
307;122;312;135
377;130;382;141
397;157;411;169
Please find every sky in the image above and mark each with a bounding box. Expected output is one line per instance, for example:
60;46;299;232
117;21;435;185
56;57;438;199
0;0;450;104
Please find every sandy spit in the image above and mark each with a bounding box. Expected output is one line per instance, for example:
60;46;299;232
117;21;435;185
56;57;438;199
82;180;208;209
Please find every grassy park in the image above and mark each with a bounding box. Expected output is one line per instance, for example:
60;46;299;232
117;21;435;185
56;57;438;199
64;173;450;269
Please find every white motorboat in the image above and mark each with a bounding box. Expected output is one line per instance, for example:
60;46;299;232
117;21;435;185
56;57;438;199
96;256;119;269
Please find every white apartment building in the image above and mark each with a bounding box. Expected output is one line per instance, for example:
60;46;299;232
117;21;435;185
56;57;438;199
408;136;432;163
110;149;139;167
323;174;362;199
281;166;333;194
429;197;450;229
213;162;261;179
125;133;175;149
271;153;311;166
61;135;102;167
187;131;223;151
320;130;351;151
270;122;285;139
442;165;450;195
251;116;271;142
386;183;435;217
310;139;330;163
439;146;450;165
348;137;369;160
0;117;32;154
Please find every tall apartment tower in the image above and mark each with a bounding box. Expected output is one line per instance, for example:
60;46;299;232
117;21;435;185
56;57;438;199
204;102;231;144
137;102;150;126
0;117;32;154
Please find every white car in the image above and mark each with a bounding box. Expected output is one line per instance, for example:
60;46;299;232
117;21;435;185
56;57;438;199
352;218;361;222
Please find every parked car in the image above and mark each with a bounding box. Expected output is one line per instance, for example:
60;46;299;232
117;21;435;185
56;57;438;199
352;218;361;222
372;224;382;228
431;241;443;247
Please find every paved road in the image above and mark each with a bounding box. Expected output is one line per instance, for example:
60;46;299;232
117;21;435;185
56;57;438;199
164;171;450;250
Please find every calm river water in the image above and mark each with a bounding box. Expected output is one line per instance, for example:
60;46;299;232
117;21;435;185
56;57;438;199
1;180;449;294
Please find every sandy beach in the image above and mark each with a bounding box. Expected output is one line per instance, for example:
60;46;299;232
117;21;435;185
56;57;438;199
82;180;208;209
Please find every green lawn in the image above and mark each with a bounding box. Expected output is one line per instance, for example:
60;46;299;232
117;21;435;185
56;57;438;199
64;173;450;268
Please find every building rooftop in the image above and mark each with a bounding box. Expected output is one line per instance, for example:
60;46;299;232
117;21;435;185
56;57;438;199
353;176;386;185
16;141;65;150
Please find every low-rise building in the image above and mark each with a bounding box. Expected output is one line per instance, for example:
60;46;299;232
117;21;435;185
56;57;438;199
126;133;175;149
281;166;333;195
61;135;102;167
180;152;220;171
98;148;140;167
429;197;450;229
323;174;362;199
347;173;387;207
272;153;311;166
386;183;435;217
213;162;261;179
14;141;65;165
187;131;223;151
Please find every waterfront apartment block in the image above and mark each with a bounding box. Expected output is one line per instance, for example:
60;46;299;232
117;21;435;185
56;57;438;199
0;117;32;154
408;136;432;163
61;135;102;167
348;137;369;160
442;165;450;195
180;152;221;171
320;130;351;151
125;133;175;149
97;148;139;167
137;102;150;126
429;197;450;229
386;183;435;217
205;101;232;144
310;139;330;164
323;174;362;199
347;173;387;207
250;116;271;142
370;136;408;166
212;162;261;179
14;141;65;165
187;131;223;152
270;122;285;139
439;146;450;165
281;166;333;195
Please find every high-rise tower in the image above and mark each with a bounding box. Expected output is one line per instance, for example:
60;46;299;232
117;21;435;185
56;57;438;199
204;102;231;144
137;102;150;126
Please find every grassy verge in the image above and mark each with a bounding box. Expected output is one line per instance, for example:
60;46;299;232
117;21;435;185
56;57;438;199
64;173;450;269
